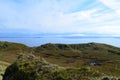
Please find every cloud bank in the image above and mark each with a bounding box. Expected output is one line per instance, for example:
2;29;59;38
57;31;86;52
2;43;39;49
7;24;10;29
0;0;120;35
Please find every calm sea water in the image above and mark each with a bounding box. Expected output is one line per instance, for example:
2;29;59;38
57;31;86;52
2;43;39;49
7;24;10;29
0;37;120;47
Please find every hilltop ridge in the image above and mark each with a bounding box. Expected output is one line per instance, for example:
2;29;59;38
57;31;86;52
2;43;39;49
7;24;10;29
35;42;120;52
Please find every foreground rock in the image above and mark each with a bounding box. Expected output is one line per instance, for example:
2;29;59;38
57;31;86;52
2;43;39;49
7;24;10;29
3;54;105;80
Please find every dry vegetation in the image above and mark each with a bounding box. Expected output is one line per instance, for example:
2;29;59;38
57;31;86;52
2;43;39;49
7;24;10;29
1;41;120;79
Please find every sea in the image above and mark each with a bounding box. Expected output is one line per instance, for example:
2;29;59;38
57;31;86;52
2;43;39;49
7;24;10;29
0;37;120;47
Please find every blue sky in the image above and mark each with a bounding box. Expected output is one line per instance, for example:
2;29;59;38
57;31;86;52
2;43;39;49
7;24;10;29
0;0;120;37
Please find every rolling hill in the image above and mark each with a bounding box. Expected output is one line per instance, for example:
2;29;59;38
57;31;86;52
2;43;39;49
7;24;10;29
0;41;120;78
33;43;120;76
0;41;30;63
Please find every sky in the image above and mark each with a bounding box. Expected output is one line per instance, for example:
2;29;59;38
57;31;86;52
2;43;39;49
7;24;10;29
0;0;120;37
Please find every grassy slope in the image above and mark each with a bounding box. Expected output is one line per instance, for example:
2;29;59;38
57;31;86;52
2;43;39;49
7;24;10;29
0;41;30;63
34;43;120;76
3;55;105;80
1;41;120;77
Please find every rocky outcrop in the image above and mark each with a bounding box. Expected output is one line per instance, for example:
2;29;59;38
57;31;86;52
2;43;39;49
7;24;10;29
3;54;104;80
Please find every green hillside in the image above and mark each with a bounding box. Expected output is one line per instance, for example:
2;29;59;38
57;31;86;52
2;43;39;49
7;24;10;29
3;55;105;80
1;41;120;79
34;43;120;76
0;41;30;63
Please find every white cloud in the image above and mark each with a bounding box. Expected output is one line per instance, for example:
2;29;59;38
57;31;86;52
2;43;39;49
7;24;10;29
0;0;120;35
99;0;120;16
88;26;120;35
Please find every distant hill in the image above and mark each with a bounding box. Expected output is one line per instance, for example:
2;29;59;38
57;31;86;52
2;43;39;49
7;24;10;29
0;41;120;76
35;42;120;51
34;43;120;76
0;41;30;63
